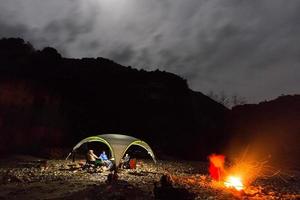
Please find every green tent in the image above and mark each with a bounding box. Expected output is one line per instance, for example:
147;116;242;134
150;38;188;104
67;134;156;166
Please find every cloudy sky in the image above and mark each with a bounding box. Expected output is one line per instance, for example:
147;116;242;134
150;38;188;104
0;0;299;103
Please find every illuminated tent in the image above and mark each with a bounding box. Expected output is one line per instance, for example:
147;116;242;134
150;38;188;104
66;134;156;166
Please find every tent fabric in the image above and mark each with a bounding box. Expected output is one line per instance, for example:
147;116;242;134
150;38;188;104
68;134;156;166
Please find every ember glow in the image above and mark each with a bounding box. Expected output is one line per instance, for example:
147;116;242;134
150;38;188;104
224;176;244;191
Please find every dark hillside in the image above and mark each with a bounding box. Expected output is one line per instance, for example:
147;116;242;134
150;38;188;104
0;38;228;159
226;95;300;167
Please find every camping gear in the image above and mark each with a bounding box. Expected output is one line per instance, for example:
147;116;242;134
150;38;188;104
129;158;137;169
66;134;156;166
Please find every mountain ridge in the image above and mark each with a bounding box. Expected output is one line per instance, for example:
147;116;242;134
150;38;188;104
0;38;228;159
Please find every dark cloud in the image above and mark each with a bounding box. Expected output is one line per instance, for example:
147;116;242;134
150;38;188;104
107;44;135;64
0;22;29;38
42;3;97;44
0;0;299;102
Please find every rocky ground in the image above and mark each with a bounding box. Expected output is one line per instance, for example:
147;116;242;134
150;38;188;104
0;155;299;199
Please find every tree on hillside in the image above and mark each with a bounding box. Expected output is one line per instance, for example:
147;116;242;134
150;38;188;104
207;91;247;108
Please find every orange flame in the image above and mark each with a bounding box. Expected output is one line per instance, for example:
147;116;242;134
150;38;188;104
224;175;244;191
209;154;245;191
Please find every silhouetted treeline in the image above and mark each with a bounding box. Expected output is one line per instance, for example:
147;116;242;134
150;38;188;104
0;38;228;159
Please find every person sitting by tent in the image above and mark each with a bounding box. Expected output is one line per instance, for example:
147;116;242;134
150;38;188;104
86;149;99;165
120;153;130;169
99;151;113;170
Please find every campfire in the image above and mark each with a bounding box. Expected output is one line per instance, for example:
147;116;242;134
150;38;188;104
224;175;244;191
208;152;283;195
209;154;245;191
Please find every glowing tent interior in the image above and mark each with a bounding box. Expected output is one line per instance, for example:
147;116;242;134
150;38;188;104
66;134;156;166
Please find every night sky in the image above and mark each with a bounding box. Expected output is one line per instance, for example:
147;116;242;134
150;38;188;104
0;0;299;103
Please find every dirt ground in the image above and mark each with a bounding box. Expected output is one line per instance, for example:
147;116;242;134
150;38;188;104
0;155;299;200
